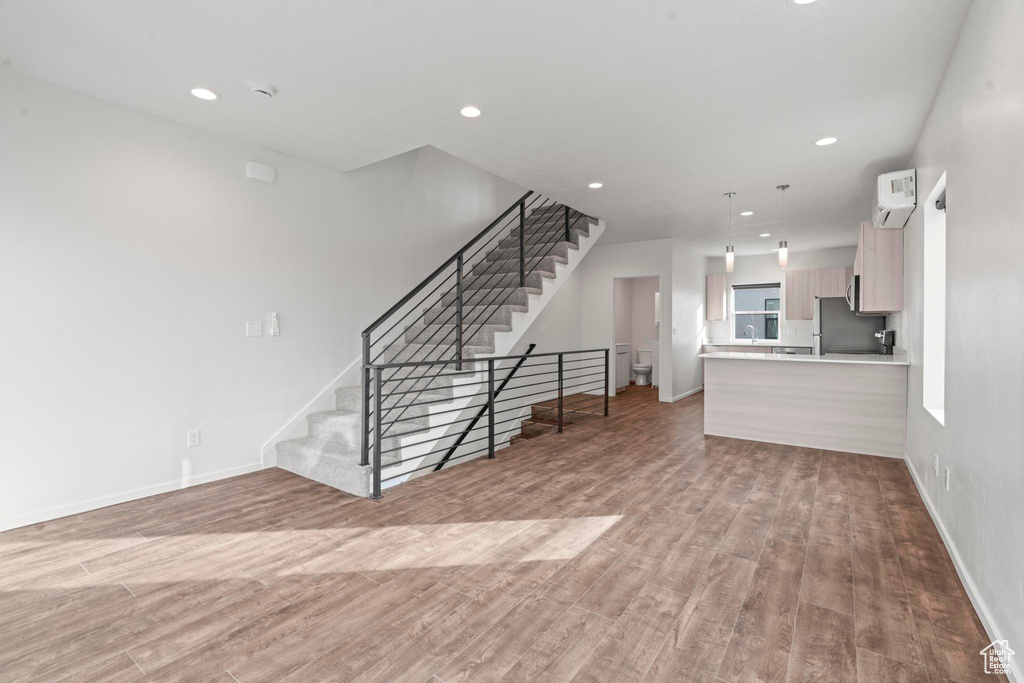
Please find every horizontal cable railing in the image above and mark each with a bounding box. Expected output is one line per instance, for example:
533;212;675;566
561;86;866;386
360;190;595;470
365;348;609;498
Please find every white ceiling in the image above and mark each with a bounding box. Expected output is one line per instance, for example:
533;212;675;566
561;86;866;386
0;0;971;254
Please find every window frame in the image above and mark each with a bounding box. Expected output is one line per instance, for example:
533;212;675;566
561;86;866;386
731;282;782;342
922;172;946;426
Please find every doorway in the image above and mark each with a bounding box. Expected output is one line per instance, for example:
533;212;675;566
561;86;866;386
612;276;661;395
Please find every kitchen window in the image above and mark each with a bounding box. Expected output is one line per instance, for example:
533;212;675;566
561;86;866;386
733;283;781;341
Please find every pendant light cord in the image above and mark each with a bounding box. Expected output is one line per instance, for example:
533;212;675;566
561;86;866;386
724;191;736;246
776;184;790;241
728;192;733;246
780;187;786;241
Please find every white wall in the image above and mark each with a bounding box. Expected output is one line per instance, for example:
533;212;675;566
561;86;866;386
0;72;526;529
613;278;633;344
579;239;674;401
630;277;659;357
890;0;1024;666
705;247;856;345
671;241;707;400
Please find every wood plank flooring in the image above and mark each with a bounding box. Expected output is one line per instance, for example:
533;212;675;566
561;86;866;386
0;386;1003;682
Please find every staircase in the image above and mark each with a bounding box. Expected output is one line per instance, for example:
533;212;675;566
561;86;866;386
275;193;606;497
508;399;597;445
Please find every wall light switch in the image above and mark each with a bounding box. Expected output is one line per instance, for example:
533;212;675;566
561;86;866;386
187;429;200;448
270;312;280;336
247;321;263;337
934;454;939;476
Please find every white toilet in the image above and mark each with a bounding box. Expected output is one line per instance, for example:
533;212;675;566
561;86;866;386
632;349;653;386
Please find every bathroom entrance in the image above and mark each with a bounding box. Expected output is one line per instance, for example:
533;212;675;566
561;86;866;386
612;276;660;395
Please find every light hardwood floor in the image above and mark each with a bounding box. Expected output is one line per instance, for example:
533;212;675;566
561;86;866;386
0;387;1002;682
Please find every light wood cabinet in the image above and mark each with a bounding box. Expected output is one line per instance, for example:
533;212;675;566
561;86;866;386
784;266;856;320
706;273;727;321
785;269;815;320
814;266;852;299
855;221;903;313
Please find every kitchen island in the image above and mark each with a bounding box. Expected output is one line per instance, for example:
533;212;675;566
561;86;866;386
701;351;908;457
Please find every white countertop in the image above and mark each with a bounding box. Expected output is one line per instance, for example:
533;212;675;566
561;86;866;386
700;350;908;366
703;340;811;347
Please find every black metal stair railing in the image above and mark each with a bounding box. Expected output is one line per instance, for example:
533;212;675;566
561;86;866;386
366;348;610;498
433;343;538;472
359;190;595;471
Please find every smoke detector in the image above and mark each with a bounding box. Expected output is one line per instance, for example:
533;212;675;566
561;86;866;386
249;82;276;99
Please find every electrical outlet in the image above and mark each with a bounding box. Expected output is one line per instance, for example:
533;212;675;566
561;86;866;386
944;466;950;492
788;327;796;335
246;321;262;337
540;323;547;334
934;454;939;476
270;312;280;336
187;429;200;448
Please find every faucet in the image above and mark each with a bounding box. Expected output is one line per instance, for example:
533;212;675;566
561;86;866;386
744;324;758;343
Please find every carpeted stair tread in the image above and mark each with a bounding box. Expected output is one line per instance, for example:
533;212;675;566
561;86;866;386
423;303;527;325
471;254;566;277
485;241;576;262
276;437;399;498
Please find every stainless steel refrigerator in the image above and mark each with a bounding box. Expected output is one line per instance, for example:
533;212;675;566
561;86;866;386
812;297;886;355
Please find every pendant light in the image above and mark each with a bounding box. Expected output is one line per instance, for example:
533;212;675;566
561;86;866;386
776;184;790;269
724;191;736;273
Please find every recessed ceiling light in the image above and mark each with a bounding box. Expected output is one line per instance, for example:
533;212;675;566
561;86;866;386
760;233;771;237
815;136;838;146
190;87;219;101
793;0;817;4
740;211;754;216
460;106;481;118
588;182;603;189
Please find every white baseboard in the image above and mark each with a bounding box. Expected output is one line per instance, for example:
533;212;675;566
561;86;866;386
671;386;703;403
0;461;264;532
905;457;1021;682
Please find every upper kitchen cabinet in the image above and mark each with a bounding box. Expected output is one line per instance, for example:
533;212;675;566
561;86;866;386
814;266;853;298
785;269;815;320
855;221;903;313
785;265;857;320
706;273;727;321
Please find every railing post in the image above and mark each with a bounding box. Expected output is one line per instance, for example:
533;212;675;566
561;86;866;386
371;367;383;499
519;201;526;288
604;348;610;416
361;333;371;466
455;254;464;372
487;359;496;458
564;205;571;243
557;353;564;434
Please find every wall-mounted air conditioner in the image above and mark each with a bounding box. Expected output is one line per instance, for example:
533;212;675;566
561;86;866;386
873;169;917;229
